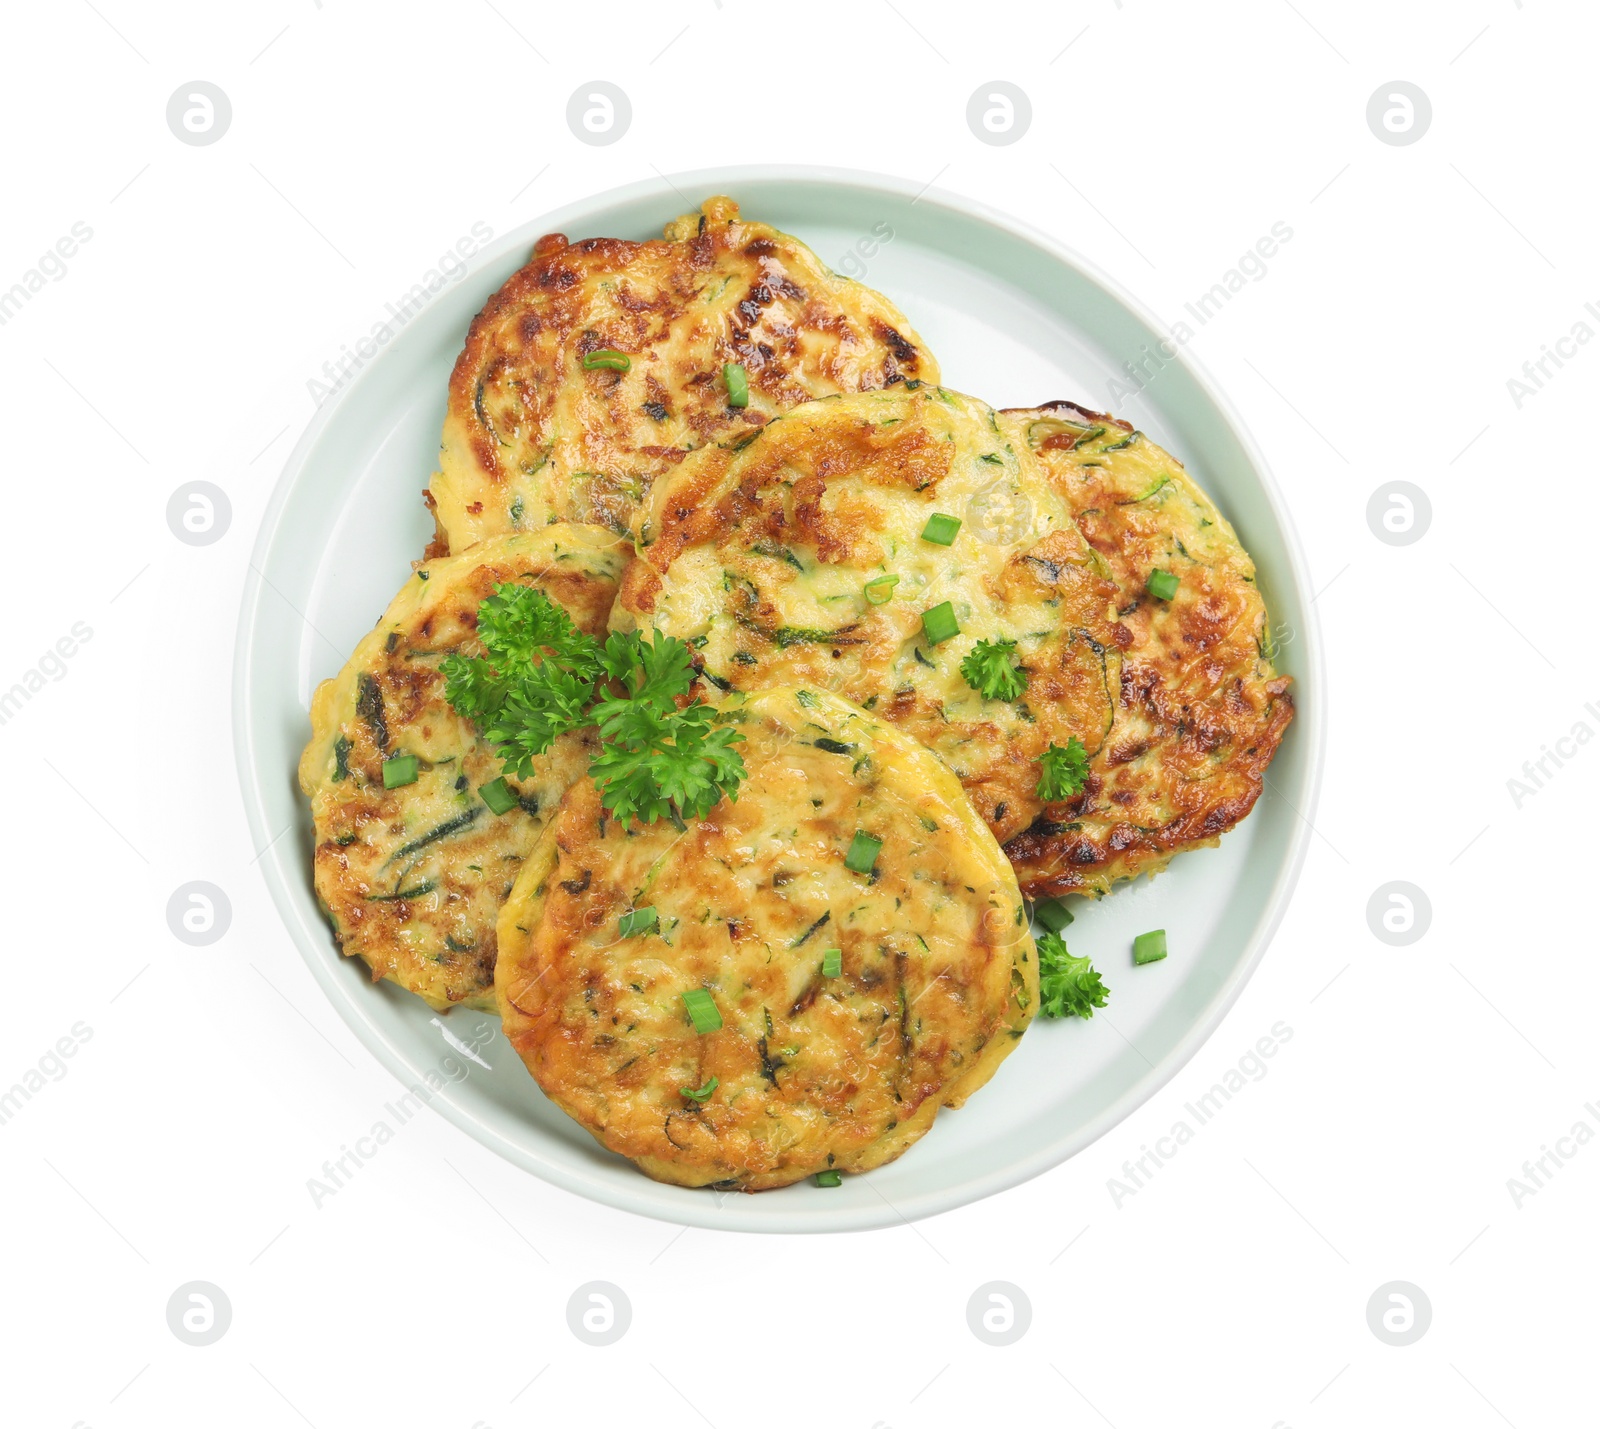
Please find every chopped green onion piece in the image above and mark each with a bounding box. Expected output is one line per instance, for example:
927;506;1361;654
681;1075;718;1101
1133;929;1168;965
582;349;631;372
1036;898;1074;934
619;906;659;938
921;601;960;645
723;362;749;408
814;1169;843;1187
479;777;517;815
681;987;722;1034
1146;568;1180;601
382;754;419;789
921;513;961;546
821;947;842;978
863;573;901;605
844;831;882;874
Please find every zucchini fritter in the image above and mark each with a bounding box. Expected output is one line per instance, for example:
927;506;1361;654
430;195;938;549
299;526;629;1011
996;403;1293;898
618;385;1122;846
495;687;1036;1191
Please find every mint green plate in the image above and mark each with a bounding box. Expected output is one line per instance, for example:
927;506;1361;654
234;167;1322;1232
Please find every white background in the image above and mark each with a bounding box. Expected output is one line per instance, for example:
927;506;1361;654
3;1;1595;1425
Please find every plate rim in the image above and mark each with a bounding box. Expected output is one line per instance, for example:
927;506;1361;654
232;162;1326;1234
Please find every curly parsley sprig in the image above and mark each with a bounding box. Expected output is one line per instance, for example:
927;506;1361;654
1036;736;1090;802
476;580;602;676
482;666;599;778
440;583;746;826
960;637;1028;702
588;630;747;828
1037;930;1109;1019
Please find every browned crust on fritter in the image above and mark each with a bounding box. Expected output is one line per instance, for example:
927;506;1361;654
420;487;449;562
299;529;627;1010
433;196;939;545
997;402;1293;898
619;387;1123;846
494;689;1034;1190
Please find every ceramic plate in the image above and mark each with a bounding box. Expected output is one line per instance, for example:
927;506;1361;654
234;166;1323;1232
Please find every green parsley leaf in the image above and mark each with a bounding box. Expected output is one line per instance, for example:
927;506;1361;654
442;592;746;829
441;583;605;777
483;666;597;778
589;703;746;827
1036;737;1090;801
588;629;747;827
960;637;1028;701
439;652;508;727
476;582;601;677
1037;930;1109;1019
593;628;696;712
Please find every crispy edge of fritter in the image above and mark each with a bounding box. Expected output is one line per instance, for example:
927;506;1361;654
495;687;1037;1191
299;526;628;1011
431;195;940;549
618;385;1125;846
997;401;1294;899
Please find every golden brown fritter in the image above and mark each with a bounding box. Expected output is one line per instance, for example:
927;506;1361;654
618;385;1122;846
298;527;629;1010
495;687;1036;1191
429;195;938;549
995;403;1293;898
